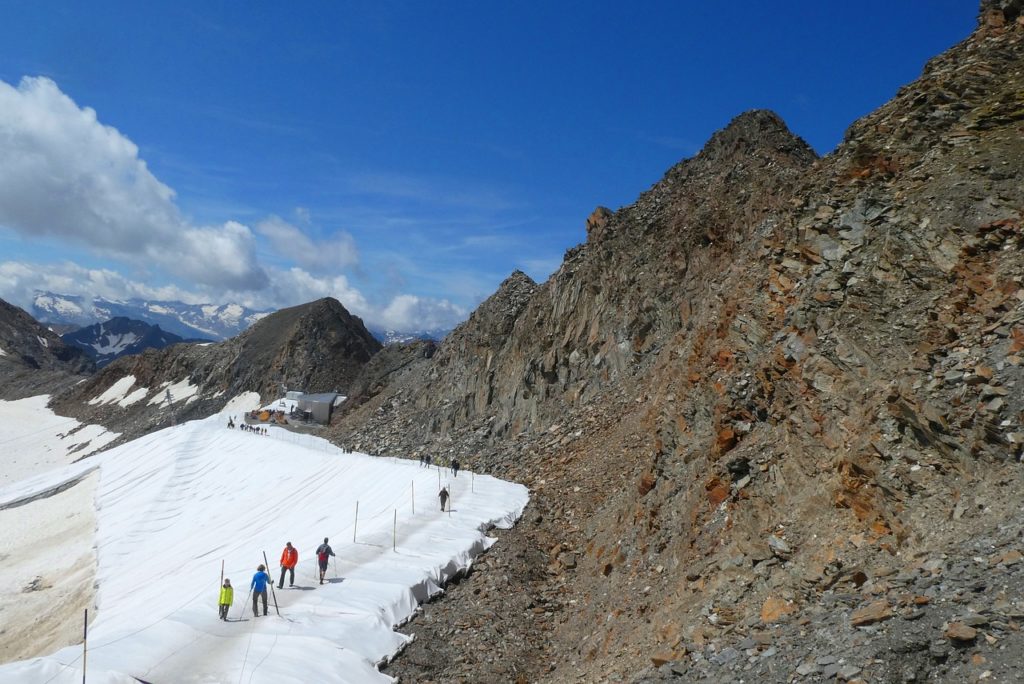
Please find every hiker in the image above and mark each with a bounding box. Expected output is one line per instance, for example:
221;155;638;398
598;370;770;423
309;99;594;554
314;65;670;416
451;458;460;478
315;537;336;584
439;486;449;512
251;564;270;616
278;542;298;588
218;578;233;620
419;453;425;467
425;454;432;468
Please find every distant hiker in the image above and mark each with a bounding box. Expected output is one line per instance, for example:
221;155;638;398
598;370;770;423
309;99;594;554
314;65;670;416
439;487;449;512
425;454;432;468
251;564;270;616
278;542;298;588
451;459;460;478
227;418;233;429
218;578;233;620
315;537;336;585
419;453;425;467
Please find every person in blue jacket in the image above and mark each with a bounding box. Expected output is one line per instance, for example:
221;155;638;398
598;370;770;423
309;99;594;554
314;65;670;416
251;564;271;616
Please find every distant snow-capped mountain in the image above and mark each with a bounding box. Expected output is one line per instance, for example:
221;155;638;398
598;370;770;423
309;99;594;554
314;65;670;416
369;327;451;345
61;317;208;368
32;292;271;341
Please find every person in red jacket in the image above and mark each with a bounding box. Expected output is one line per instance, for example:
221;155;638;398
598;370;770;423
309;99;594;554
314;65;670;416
278;541;298;588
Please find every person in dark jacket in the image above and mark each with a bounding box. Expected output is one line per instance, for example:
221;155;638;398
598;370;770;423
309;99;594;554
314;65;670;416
439;486;449;512
251;564;271;616
451;458;460;477
315;537;336;585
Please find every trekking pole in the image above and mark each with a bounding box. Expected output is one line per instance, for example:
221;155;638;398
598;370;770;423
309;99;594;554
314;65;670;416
218;560;224;616
333;554;338;579
353;501;359;543
262;552;281;616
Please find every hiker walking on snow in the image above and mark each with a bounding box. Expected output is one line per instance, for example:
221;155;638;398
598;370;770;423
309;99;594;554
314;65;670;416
251;564;270;616
451;458;460;477
315;537;336;584
439;486;449;512
278;542;298;588
218;578;233;620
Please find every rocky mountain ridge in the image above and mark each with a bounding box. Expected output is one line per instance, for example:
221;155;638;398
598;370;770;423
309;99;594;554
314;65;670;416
51;297;381;441
337;5;1024;682
0;298;94;399
31;291;270;341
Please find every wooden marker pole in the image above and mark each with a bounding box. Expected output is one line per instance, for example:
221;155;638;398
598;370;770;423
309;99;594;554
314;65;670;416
437;466;441;488
353;501;359;543
262;551;281;616
393;509;397;552
472;471;475;493
218;560;224;616
82;609;88;684
411;480;415;515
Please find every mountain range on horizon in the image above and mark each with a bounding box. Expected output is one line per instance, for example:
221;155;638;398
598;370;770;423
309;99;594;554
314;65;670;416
31;291;452;345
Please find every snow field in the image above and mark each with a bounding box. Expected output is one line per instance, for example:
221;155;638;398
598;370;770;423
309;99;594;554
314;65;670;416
0;413;528;683
0;396;119;486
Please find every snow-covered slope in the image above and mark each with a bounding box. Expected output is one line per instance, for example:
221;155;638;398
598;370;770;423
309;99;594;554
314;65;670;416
0;409;528;683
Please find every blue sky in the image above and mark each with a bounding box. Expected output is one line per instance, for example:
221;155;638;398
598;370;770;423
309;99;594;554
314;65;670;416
0;1;975;330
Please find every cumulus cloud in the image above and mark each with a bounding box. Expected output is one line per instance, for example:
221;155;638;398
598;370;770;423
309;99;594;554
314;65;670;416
0;258;469;333
0;76;267;290
255;216;358;273
376;294;467;331
0;260;202;311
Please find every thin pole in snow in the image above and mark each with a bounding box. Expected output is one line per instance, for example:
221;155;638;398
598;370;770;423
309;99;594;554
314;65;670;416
472;471;475;493
437;466;441;488
262;551;281;617
218;559;224;616
353;500;359;543
411;480;415;515
82;608;88;684
393;509;397;552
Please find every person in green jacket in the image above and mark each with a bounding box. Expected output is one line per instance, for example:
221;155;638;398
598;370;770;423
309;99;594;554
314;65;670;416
218;578;233;621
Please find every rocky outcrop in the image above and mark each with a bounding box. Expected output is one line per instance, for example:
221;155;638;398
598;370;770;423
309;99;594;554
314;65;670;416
53;297;381;440
0;298;93;399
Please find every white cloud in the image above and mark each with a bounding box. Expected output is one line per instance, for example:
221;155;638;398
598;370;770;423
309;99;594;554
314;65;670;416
0;76;267;290
255;216;358;273
376;294;467;331
0;260;202;311
0;259;469;333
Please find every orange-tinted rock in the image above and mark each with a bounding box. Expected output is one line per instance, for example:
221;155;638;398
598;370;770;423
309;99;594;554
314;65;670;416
761;596;798;623
946;623;978;641
638;472;657;496
850;600;892;626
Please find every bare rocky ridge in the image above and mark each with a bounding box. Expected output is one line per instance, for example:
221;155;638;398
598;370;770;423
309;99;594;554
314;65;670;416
0;298;93;400
51;297;381;442
327;5;1024;682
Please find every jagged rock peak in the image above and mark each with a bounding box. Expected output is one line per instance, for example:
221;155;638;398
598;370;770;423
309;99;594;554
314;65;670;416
441;270;538;348
979;0;1023;27
697;109;817;164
